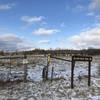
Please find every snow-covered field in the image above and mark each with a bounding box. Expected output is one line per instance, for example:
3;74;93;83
0;56;100;100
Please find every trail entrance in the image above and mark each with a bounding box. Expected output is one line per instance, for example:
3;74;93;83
43;54;92;89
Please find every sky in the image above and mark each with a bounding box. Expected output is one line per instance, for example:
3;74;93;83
0;0;100;51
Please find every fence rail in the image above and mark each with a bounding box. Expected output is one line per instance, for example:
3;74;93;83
50;56;71;62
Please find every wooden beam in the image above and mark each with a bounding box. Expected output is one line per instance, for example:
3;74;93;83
50;56;71;62
0;56;25;59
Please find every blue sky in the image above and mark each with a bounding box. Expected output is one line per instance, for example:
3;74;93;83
0;0;100;51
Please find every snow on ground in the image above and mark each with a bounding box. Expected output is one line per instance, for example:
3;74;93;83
0;56;100;99
92;78;100;88
0;78;100;100
27;65;44;81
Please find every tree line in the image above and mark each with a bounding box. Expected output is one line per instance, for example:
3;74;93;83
0;48;100;56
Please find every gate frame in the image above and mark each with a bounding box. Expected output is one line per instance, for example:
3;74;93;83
71;55;92;89
47;54;92;89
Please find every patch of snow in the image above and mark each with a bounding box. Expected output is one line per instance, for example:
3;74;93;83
90;95;100;100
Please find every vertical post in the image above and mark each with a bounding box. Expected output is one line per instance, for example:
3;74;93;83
51;67;54;82
42;67;47;81
98;64;100;76
8;54;11;81
46;54;50;80
71;56;75;89
23;54;28;82
10;56;11;76
88;60;91;86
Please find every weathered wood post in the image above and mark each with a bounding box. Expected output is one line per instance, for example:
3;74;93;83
8;55;12;81
51;67;54;82
71;56;75;89
98;64;100;76
23;54;28;82
42;67;46;80
88;60;91;86
46;54;51;80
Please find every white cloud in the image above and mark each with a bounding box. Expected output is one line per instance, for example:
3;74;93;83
0;34;34;51
95;15;100;20
32;28;59;36
21;16;45;25
72;4;86;12
60;22;66;27
69;27;100;49
86;12;100;22
76;5;85;10
0;3;14;10
0;34;22;42
86;12;94;16
89;0;100;10
38;40;50;44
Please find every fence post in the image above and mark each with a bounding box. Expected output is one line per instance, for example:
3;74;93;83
51;67;54;82
88;60;91;86
46;54;50;80
8;55;11;82
71;56;75;89
42;67;46;81
23;54;28;82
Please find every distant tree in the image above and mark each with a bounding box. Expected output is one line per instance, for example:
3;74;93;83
0;50;4;56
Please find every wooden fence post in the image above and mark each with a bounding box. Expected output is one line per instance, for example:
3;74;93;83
42;67;46;80
23;54;28;82
46;54;51;80
71;56;75;89
88;61;91;86
8;55;11;81
51;67;54;82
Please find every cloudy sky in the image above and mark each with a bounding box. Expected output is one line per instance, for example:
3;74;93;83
0;0;100;51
